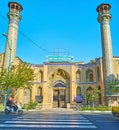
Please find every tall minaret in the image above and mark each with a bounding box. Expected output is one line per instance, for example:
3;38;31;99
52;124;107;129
96;4;114;96
3;2;23;68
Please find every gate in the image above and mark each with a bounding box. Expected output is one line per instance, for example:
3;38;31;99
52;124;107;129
53;89;66;108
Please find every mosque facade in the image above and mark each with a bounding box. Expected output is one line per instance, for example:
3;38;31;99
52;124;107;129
0;2;119;109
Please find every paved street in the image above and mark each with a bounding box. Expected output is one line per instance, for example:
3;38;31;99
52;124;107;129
0;109;119;130
81;112;119;130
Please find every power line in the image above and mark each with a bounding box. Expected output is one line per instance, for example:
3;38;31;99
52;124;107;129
18;30;50;53
0;14;50;53
0;14;7;22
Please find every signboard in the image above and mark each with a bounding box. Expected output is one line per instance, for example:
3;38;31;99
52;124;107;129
46;55;74;63
74;95;84;103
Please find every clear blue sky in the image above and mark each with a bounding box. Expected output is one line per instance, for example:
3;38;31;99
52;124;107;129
0;0;119;64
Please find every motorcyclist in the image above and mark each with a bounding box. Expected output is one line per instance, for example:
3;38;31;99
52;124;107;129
6;97;18;111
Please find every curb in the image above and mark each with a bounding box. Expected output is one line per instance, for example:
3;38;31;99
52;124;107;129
23;109;112;113
79;110;111;113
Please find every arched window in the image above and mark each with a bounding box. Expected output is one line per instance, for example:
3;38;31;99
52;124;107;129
37;87;42;96
39;71;43;82
11;4;15;9
16;5;19;9
104;6;108;10
86;69;94;82
89;73;93;82
86;87;93;105
76;70;81;82
86;87;93;94
24;89;31;104
76;87;81;95
35;87;43;103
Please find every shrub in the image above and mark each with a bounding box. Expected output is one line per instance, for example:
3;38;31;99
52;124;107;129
22;101;38;110
80;105;111;111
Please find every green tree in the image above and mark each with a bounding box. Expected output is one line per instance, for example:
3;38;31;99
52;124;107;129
108;80;119;94
0;62;34;105
86;87;101;107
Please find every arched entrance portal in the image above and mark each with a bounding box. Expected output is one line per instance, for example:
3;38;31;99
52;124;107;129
53;81;66;108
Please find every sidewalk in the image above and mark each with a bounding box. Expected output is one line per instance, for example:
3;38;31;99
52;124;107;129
27;108;79;114
25;108;112;114
0;108;112;114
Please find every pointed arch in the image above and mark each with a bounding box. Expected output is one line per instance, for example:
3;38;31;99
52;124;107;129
37;86;42;96
86;86;93;91
39;70;43;82
76;86;81;95
76;70;81;82
53;80;66;88
49;68;70;80
48;68;70;87
86;86;94;105
24;89;31;103
86;69;94;82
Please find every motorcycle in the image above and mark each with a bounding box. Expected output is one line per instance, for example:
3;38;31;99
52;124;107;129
5;103;23;115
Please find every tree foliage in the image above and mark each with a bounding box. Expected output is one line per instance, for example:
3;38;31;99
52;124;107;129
108;80;119;94
0;62;34;94
86;87;101;105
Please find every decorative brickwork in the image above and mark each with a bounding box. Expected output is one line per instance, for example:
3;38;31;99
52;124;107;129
3;2;23;68
96;4;114;101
